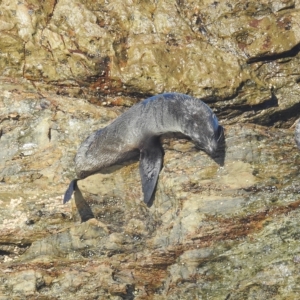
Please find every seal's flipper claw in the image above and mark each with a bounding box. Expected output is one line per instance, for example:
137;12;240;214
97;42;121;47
63;179;78;204
139;138;164;204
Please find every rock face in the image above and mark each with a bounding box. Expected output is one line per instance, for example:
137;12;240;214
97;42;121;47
0;0;300;299
0;0;300;126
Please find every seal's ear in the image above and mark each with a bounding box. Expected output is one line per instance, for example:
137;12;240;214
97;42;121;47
139;138;164;205
63;179;78;204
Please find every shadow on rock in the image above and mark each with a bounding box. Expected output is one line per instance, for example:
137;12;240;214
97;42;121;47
211;127;226;167
73;186;95;222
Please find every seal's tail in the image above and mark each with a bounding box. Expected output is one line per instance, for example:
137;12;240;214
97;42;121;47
63;179;78;204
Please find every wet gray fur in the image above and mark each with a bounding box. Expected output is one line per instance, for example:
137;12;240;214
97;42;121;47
65;93;224;205
295;119;300;149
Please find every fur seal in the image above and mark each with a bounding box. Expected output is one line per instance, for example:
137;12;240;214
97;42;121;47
295;119;300;149
63;93;225;205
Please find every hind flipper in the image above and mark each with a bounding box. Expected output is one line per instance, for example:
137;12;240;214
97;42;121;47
63;179;78;204
139;138;164;204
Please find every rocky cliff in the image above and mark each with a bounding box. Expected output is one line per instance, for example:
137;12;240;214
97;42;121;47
0;0;300;299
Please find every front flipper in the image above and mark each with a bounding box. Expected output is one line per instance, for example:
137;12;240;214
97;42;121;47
63;179;78;204
139;138;164;205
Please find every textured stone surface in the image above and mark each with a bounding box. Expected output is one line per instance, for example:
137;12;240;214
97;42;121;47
0;0;300;299
0;80;300;298
0;0;299;125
